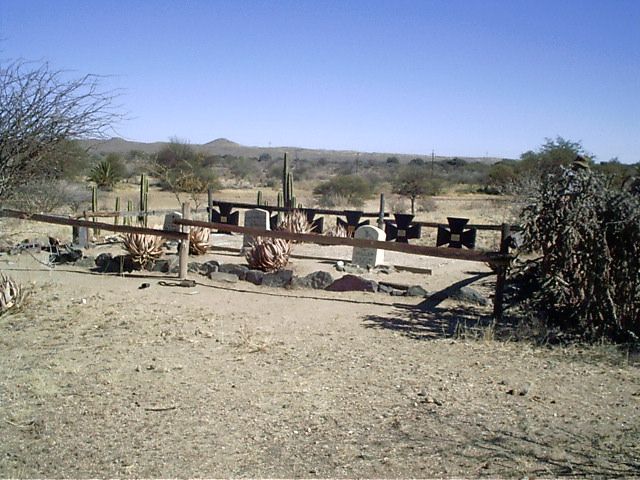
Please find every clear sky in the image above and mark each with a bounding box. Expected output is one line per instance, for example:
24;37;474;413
1;0;639;162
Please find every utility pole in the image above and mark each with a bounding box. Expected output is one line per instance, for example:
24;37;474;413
431;148;435;178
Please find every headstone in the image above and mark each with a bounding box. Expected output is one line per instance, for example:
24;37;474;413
243;209;270;249
163;212;182;232
352;225;385;268
72;226;90;248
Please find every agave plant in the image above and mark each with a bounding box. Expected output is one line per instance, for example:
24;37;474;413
0;272;24;315
189;227;210;255
245;237;292;272
122;232;164;269
278;209;313;237
326;222;348;238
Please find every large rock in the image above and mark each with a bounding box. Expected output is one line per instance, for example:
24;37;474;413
262;269;293;288
94;253;136;273
202;260;220;275
74;256;96;268
219;264;249;281
245;269;265;285
326;274;378;293
406;285;429;297
151;256;179;273
188;262;207;274
449;286;489;306
291;271;334;290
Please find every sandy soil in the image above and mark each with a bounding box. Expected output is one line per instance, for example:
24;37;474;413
0;189;638;477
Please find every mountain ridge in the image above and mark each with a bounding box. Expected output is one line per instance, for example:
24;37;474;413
79;137;506;164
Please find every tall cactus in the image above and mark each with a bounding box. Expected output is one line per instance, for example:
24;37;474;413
257;190;263;206
286;172;294;209
282;152;288;205
282;152;295;210
114;197;120;226
91;185;99;235
126;199;133;226
277;191;283;225
139;174;149;227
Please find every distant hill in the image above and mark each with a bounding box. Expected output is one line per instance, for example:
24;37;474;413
80;137;505;164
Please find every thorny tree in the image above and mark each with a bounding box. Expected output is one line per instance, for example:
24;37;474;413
0;59;121;199
516;166;640;342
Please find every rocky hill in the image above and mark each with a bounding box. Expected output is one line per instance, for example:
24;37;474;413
80;137;504;164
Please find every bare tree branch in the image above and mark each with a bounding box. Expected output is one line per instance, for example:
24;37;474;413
0;59;122;198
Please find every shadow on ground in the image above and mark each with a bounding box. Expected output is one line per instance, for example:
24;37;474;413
362;273;503;341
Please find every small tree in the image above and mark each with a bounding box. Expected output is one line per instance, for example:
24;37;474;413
313;175;373;208
151;138;220;210
392;166;442;214
0;59;120;199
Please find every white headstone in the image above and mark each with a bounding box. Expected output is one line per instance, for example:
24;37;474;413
352;225;385;267
163;212;182;232
72;226;90;248
243;208;270;248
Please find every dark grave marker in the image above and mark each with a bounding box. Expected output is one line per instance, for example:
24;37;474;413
436;217;476;249
210;202;239;234
304;209;324;234
337;210;369;237
385;214;421;243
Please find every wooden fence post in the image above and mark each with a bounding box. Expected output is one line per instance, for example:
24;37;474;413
377;193;385;230
179;203;191;280
493;223;511;321
207;187;213;222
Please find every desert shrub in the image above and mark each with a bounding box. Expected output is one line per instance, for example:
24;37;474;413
388;195;409;214
6;179;91;213
89;154;124;189
417;196;438;213
515;166;640;342
392;165;444;214
313;175;373;208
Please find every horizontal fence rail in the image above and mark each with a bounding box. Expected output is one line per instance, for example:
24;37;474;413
0;205;512;320
0;209;188;241
175;218;511;265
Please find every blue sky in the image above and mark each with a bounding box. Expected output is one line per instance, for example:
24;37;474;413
1;0;638;162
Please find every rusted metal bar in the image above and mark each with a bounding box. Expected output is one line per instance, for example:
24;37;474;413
175;218;511;265
0;209;187;241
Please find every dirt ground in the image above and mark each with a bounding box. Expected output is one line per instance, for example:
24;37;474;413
1;191;639;478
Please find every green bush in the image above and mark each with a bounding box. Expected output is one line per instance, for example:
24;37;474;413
392;165;443;214
89;158;121;189
515;166;640;342
313;175;373;208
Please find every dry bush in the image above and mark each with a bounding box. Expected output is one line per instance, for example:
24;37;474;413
388;195;409;214
514;167;640;342
6;179;91;214
232;323;273;353
417;196;438;213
